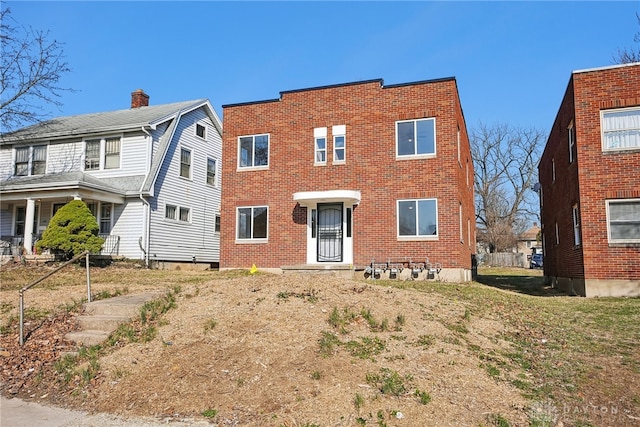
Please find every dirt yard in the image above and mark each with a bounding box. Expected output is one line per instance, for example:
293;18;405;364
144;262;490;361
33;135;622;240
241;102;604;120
1;262;639;426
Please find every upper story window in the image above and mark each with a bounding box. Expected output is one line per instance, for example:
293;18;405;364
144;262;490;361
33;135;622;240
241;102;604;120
572;203;581;246
84;137;120;171
14;145;47;176
333;125;346;164
165;203;191;223
602;107;640;151
314;127;327;165
239;134;269;169
396;118;436;158
196;123;206;139
237;206;268;241
568;120;576;163
397;198;438;238
180;148;191;179
207;157;217;186
607;199;640;243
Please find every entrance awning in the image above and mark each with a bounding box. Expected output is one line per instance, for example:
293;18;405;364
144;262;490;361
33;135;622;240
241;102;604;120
293;190;361;207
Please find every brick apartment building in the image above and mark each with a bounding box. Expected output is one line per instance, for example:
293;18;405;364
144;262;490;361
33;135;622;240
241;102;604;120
539;63;640;297
220;78;476;281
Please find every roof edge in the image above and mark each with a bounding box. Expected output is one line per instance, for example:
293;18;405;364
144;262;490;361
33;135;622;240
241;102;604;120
573;61;640;75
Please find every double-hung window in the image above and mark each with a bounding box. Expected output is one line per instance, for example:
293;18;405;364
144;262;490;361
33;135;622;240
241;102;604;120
607;199;640;243
397;199;438;238
572;204;581;246
84;137;120;170
180;148;192;178
239;134;269;168
396;118;436;157
602;107;640;150
333;125;346;164
237;206;268;241
14;145;47;176
568;120;576;163
100;204;112;234
207;158;217;185
314;127;327;165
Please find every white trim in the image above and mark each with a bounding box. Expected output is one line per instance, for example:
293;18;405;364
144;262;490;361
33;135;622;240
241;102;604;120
237;133;270;170
600;106;640;152
395;117;437;159
396;198;438;240
606;198;640;244
573;62;640;75
293;190;361;207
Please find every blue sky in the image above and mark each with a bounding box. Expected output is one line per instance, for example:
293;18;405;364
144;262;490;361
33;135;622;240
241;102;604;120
5;1;640;133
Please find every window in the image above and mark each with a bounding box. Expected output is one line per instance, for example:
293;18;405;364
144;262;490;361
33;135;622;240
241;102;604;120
315;137;326;164
179;207;190;222
396;118;436;157
14;145;47;176
207;158;217;185
239;134;269;168
607;199;640;243
468;218;471;247
552;158;556;182
85;140;100;170
568;120;576;163
180;148;191;178
572;204;581;246
237;206;268;240
555;221;559;245
52;203;65;216
196;123;206;139
83;137;120;170
602;107;640;150
104;138;120;169
165;204;177;220
457;125;461;164
215;214;221;233
397;199;438;238
100;204;112;233
333;125;346;164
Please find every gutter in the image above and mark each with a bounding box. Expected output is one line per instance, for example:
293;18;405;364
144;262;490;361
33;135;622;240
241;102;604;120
139;125;153;268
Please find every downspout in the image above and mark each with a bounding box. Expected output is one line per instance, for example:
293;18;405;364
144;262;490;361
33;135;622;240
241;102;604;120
139;125;153;268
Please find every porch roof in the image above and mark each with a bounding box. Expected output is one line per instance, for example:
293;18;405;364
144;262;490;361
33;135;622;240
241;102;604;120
293;190;361;207
0;172;131;203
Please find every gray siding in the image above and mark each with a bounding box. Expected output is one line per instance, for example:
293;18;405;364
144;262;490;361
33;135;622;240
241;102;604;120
148;108;221;263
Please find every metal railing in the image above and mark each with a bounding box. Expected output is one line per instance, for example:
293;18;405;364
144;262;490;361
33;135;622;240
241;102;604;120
18;251;91;346
98;234;120;256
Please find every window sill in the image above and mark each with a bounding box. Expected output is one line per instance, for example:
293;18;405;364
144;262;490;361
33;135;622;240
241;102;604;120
608;242;640;247
235;238;268;244
396;154;436;161
237;166;269;172
397;236;439;241
602;148;640;155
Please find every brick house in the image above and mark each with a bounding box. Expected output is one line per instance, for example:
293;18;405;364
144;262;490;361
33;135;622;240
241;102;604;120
221;78;476;281
539;63;640;297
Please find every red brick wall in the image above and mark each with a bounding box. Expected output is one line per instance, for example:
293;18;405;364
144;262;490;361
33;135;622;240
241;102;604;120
221;79;476;270
540;64;640;281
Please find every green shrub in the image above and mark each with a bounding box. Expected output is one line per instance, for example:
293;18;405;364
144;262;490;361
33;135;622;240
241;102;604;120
36;200;104;260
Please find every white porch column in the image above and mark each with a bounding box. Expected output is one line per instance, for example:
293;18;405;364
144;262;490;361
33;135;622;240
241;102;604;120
23;198;36;255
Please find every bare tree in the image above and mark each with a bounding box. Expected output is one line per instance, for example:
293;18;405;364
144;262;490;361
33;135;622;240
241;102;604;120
471;123;544;253
613;12;640;64
0;7;73;132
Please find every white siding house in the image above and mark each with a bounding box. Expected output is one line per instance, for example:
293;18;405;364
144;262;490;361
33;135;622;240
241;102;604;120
0;90;223;268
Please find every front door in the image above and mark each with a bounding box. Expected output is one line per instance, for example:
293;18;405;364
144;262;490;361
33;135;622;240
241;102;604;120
317;203;343;262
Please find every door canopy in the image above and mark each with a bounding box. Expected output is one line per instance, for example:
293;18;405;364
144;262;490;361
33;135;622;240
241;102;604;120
293;190;361;207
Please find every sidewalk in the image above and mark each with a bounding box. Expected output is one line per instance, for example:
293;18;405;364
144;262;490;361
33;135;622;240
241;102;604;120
0;397;211;427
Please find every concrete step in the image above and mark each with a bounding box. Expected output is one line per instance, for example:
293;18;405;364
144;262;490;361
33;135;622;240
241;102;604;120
82;293;160;317
65;330;110;347
65;292;162;347
76;314;131;332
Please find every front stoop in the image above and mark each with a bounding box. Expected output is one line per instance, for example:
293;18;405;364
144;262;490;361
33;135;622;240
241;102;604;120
65;293;161;347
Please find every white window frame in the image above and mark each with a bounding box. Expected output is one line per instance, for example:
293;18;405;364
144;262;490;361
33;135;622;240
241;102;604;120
606;199;640;244
396;117;436;158
555;221;559;246
180;147;192;179
83;136;121;171
314;127;327;165
236;206;269;242
207;157;217;186
568;120;575;163
552;158;556;182
397;198;438;239
14;145;48;176
332;125;346;164
195;122;207;139
214;214;221;233
572;204;581;246
238;134;270;169
459;202;464;243
601;106;640;151
165;204;178;220
179;207;191;223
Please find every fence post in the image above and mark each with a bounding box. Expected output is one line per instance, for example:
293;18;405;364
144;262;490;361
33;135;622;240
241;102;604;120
19;290;24;346
86;252;91;303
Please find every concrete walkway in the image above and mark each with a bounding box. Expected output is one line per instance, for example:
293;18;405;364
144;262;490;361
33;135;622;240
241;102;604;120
1;397;211;426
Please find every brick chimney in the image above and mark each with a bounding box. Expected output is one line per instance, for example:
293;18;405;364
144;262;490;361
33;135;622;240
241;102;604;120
131;89;149;108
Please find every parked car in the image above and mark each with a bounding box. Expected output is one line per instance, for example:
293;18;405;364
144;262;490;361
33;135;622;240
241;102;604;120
530;253;543;269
